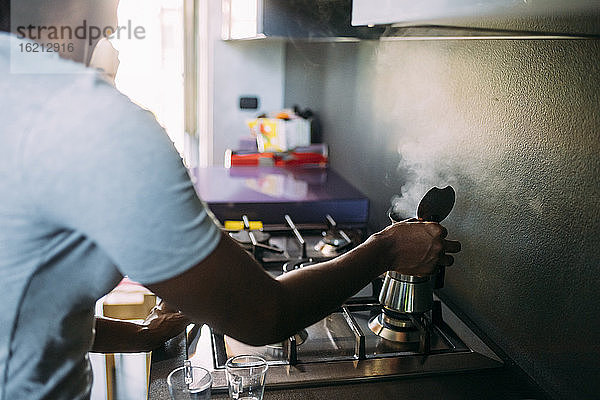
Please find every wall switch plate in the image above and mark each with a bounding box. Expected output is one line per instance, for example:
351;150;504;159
239;96;259;110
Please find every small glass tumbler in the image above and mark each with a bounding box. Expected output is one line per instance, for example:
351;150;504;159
225;355;268;400
167;363;212;400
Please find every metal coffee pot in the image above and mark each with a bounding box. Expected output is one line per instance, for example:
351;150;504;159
379;272;434;314
378;186;456;315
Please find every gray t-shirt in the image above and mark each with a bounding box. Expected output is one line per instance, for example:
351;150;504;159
0;33;221;400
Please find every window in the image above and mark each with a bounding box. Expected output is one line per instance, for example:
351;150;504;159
111;0;185;155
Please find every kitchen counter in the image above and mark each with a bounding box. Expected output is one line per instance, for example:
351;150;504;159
148;333;548;400
191;166;369;225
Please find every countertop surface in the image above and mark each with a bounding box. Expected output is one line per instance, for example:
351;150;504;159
148;334;548;400
192;167;367;203
190;166;369;225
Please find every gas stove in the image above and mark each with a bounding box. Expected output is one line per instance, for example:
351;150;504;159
227;214;365;267
185;214;503;392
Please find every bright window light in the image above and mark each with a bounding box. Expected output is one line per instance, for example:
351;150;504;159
110;0;185;155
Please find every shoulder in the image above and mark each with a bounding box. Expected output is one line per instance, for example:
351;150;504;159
1;32;153;130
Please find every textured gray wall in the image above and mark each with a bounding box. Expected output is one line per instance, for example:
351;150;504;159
285;38;600;399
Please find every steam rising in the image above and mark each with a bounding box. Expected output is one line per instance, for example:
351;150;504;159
391;132;458;219
372;40;537;222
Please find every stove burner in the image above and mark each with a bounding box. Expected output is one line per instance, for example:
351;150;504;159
229;230;270;245
266;329;309;350
321;231;350;247
282;259;313;273
367;312;421;343
314;240;347;256
314;215;353;256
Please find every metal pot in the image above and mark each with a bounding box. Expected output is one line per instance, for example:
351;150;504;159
379;271;433;314
379;186;455;315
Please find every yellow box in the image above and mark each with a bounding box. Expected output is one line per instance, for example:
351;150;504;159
247;118;310;152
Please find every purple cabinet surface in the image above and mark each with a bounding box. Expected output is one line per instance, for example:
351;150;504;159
191;166;369;226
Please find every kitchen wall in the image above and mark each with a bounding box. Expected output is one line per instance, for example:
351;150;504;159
208;0;285;166
284;37;600;399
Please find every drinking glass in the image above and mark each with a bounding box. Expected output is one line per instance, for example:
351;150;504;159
167;363;212;400
225;355;268;400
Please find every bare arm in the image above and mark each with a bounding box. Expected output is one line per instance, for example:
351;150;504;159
146;220;459;346
90;303;189;353
91;317;148;353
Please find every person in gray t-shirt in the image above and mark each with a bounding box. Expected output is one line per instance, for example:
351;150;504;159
0;2;460;400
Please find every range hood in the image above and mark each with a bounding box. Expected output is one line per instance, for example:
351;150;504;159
222;0;383;40
352;0;600;37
